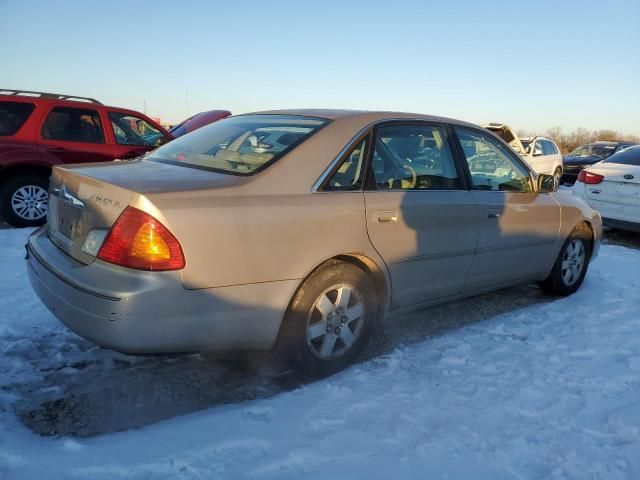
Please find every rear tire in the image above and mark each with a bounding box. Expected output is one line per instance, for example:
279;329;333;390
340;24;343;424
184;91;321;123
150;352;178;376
0;174;50;227
539;223;592;296
277;260;377;378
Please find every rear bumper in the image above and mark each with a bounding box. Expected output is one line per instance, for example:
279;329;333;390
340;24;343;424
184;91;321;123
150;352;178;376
26;228;298;354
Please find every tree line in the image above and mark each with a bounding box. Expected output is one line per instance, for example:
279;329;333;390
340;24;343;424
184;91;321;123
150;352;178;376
516;127;639;155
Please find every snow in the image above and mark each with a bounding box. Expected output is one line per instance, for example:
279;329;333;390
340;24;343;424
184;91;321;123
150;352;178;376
2;227;640;479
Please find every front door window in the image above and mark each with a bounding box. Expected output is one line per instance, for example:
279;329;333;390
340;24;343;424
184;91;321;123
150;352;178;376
456;128;532;192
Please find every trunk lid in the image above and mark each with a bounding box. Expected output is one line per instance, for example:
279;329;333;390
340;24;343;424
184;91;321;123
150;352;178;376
47;159;244;264
583;164;640;218
483;123;526;156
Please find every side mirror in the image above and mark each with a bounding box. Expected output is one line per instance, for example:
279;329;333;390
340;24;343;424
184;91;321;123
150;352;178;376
532;150;543;157
537;174;558;193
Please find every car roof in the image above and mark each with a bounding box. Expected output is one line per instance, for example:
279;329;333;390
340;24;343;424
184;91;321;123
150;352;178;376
0;94;148;116
242;108;479;127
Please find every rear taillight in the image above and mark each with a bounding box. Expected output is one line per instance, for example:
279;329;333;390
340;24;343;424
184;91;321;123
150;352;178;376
97;207;185;271
577;170;604;185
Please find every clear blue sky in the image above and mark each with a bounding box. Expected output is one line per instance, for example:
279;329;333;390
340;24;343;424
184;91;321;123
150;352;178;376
1;0;639;135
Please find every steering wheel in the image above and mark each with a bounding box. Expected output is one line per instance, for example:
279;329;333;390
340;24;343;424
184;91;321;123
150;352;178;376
384;164;417;189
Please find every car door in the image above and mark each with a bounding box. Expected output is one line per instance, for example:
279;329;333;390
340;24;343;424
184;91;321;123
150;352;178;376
363;123;479;306
452;127;560;291
106;110;172;159
37;105;114;165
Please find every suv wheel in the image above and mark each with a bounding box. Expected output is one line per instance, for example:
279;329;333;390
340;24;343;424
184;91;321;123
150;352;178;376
0;174;50;227
278;261;377;377
539;223;592;296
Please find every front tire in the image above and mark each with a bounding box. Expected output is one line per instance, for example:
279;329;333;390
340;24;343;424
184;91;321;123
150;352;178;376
277;260;377;378
0;174;50;227
553;167;563;186
539;223;592;296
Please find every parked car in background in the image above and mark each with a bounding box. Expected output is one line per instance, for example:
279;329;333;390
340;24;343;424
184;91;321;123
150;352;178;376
562;141;637;184
0;89;173;227
169;109;231;137
27;110;601;377
484;123;563;182
573;145;640;232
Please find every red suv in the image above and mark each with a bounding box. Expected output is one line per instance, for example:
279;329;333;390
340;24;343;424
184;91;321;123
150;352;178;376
0;89;173;227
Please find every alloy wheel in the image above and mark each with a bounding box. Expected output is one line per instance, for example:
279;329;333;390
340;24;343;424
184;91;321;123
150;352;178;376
561;239;585;286
11;185;48;221
306;283;365;360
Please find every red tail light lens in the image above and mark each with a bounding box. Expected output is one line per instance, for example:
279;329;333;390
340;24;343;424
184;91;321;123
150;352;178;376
577;170;604;185
97;207;185;271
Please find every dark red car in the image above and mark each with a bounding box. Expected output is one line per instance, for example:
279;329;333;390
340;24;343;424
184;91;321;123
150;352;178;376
169;109;231;137
0;89;173;227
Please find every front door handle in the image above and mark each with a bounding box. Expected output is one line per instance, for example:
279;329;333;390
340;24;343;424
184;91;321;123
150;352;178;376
373;211;398;224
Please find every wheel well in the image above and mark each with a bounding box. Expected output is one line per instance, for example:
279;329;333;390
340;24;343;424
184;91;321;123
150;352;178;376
579;220;595;254
331;254;389;321
0;164;52;186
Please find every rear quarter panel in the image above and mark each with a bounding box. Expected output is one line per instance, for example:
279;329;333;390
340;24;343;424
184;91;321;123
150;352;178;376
143;190;382;289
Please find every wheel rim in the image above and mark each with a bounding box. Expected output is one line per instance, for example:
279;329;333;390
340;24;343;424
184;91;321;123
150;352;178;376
306;283;365;360
11;185;48;221
561;239;586;286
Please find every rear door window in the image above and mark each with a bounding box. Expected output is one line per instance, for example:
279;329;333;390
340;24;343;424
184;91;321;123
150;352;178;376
109;112;166;147
325;138;368;190
0;101;35;136
372;124;461;190
41;107;105;143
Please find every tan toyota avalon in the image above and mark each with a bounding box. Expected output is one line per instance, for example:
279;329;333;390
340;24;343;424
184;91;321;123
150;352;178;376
26;110;602;376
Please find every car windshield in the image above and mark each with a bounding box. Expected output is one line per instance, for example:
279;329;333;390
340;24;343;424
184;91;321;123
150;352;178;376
150;115;329;175
520;140;531;152
602;146;640;166
568;144;616;159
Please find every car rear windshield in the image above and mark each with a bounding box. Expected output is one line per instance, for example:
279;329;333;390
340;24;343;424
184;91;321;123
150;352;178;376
602;146;640;166
0;101;35;136
568;144;616;159
150;115;329;175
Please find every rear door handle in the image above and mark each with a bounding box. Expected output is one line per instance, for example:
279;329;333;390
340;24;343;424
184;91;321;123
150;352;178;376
485;209;501;219
373;211;398;224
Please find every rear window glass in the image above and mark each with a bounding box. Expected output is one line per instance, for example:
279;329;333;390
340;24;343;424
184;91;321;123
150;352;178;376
0;101;35;136
602;146;640;166
150;115;329;175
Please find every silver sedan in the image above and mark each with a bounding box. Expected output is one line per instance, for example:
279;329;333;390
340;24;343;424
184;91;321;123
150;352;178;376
27;110;602;376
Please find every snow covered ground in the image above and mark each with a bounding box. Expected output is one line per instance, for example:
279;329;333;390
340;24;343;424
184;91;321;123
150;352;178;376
1;228;640;480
